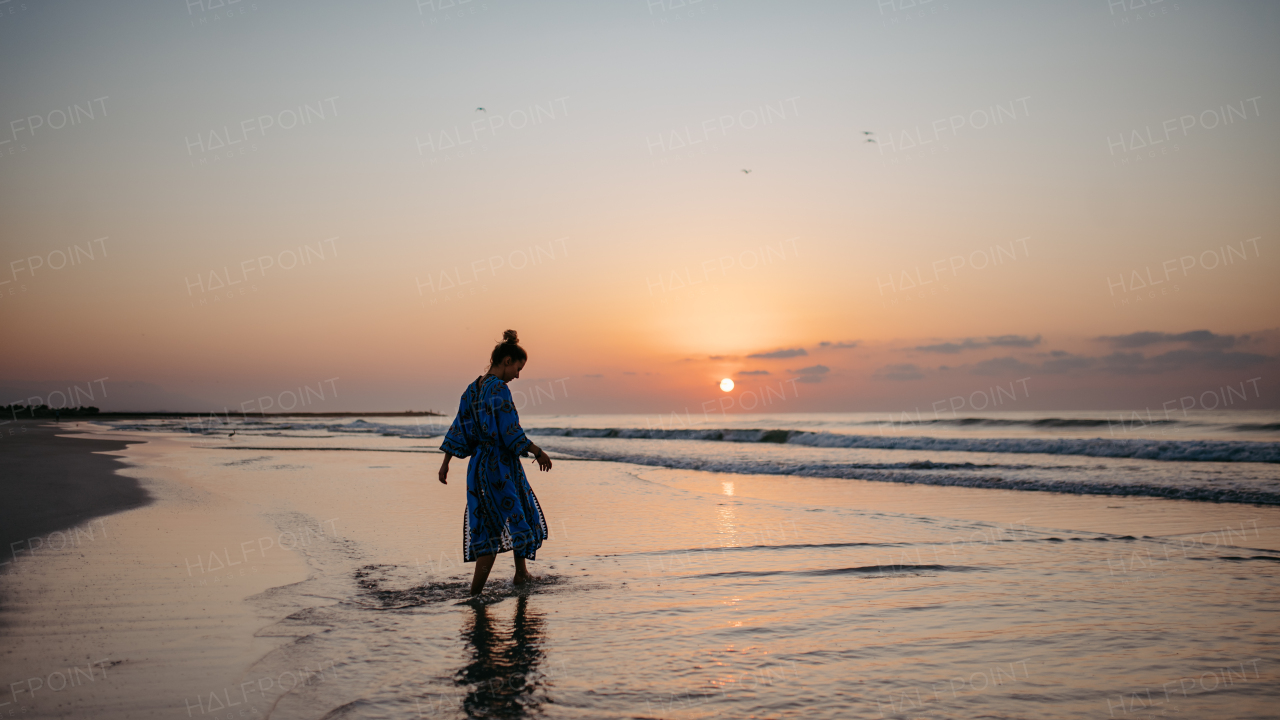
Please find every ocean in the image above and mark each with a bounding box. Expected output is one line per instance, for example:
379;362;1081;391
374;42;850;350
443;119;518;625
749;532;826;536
111;409;1280;504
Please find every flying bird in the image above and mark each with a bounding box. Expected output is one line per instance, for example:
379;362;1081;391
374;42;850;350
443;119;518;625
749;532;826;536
475;107;486;113
866;138;877;143
741;169;752;174
863;131;874;135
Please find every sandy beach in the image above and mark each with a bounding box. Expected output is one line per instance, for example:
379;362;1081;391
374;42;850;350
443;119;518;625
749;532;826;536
2;422;1277;719
1;423;313;719
0;422;149;565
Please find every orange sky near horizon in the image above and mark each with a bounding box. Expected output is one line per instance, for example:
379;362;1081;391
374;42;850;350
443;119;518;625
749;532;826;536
1;1;1278;414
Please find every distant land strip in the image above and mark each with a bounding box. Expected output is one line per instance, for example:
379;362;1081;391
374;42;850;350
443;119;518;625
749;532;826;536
4;409;446;419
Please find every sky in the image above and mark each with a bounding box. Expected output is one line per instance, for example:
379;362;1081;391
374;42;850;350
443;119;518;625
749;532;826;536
1;0;1278;415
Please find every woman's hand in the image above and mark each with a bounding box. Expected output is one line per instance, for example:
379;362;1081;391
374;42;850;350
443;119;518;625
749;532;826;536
439;454;451;484
533;448;553;472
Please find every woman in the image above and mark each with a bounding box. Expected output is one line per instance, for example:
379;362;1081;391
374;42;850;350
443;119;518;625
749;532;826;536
438;330;554;596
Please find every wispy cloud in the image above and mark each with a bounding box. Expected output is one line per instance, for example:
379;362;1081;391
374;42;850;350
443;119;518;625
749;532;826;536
912;334;1042;354
873;363;925;381
788;364;829;383
737;370;770;376
1096;330;1242;350
1040;351;1096;374
1099;349;1269;374
971;344;1272;377
790;364;829;375
819;341;859;349
970;356;1036;375
748;348;808;359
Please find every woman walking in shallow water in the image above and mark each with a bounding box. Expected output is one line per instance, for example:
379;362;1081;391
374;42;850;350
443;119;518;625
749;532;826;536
438;330;553;596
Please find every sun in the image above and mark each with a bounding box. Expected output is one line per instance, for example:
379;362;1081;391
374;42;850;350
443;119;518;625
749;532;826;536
719;378;734;392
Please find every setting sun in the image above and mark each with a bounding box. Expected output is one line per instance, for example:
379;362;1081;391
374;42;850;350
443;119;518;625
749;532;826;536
720;378;734;392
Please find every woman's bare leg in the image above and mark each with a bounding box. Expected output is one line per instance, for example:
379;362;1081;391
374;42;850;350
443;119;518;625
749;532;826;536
514;556;531;585
470;554;497;595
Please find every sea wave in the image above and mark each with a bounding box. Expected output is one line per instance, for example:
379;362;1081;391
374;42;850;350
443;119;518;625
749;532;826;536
524;427;1280;463
1231;423;1280;432
535;444;1280;505
105;418;446;438
852;417;1179;429
103;418;1280;463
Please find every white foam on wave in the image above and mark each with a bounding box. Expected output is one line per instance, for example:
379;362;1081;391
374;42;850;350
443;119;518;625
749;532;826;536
524;427;1280;464
104;418;1280;463
533;443;1280;505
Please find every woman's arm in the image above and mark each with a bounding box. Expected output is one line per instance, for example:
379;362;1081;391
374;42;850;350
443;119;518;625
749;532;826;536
438;452;452;484
493;387;533;456
493;386;552;471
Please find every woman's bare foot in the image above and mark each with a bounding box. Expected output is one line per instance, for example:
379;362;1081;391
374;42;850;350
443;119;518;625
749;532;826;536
513;556;534;586
470;554;497;596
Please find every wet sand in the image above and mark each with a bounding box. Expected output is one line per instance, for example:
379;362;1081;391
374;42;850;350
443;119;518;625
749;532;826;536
0;421;150;565
1;424;1277;719
0;424;312;719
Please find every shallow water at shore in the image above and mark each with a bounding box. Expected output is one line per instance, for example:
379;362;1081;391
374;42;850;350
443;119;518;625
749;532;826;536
3;427;1279;719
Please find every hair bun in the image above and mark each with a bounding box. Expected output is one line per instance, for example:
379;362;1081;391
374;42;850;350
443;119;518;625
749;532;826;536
502;329;519;345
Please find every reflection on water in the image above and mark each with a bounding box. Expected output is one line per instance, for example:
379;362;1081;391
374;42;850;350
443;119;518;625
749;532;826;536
455;596;548;718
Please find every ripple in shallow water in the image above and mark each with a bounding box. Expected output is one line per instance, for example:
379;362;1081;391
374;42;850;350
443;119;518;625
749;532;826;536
685;563;986;579
350;564;576;609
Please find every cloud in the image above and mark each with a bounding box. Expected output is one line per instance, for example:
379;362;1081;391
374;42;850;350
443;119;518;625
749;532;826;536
873;363;924;381
969;345;1273;377
1099;349;1270;375
583;374;603;378
819;341;860;349
737;370;770;376
1097;330;1241;350
908;329;1274;379
914;340;979;354
787;364;829;383
622;371;637;375
1100;352;1145;374
748;348;808;359
988;334;1043;348
1040;353;1097;374
790;365;829;375
913;335;1042;354
970;357;1036;376
1150;349;1268;370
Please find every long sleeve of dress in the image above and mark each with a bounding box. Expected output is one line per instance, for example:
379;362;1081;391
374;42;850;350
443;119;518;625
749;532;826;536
494;384;532;456
440;397;474;458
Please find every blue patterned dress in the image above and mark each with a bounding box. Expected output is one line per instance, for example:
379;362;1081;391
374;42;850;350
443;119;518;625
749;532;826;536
441;375;548;562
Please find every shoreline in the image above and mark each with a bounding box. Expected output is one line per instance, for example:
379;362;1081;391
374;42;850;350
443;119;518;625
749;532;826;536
0;420;151;566
0;424;313;720
2;410;447;419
